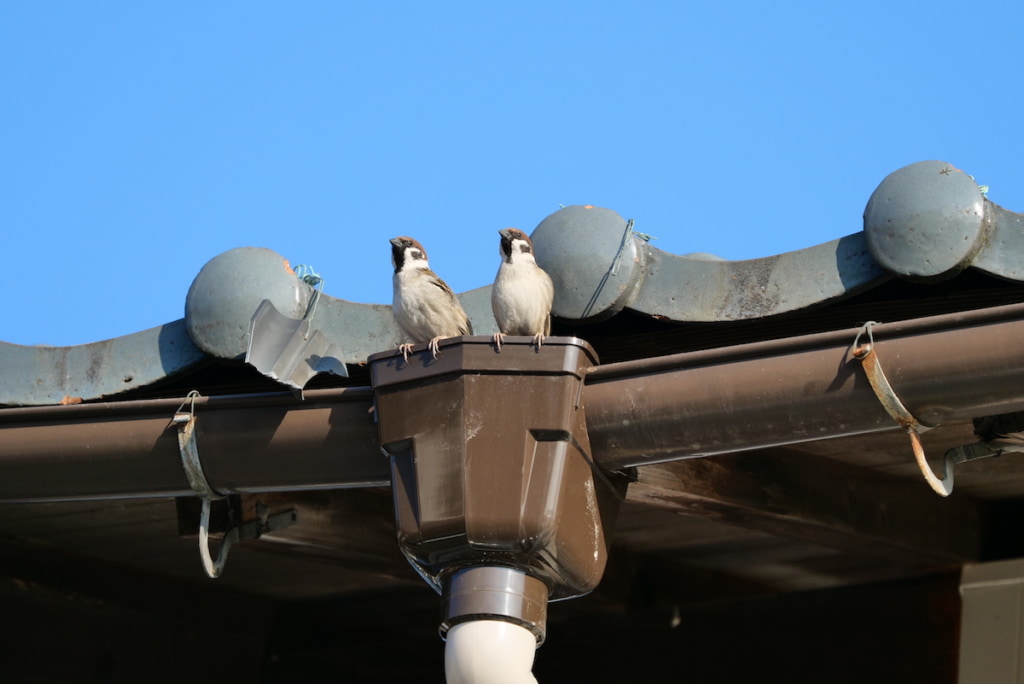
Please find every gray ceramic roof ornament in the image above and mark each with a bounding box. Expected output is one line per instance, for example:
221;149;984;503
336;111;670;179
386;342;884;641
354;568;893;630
863;161;1024;283
3;160;1024;406
185;247;313;360
531;204;888;322
0;321;207;406
186;247;348;392
182;246;493;369
864;160;990;281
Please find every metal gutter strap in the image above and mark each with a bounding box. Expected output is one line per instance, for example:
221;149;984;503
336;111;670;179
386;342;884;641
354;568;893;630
852;321;1001;498
172;390;298;577
4;303;1024;502
852;323;947;497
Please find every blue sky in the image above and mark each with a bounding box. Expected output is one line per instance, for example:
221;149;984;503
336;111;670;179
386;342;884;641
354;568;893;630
3;2;1022;346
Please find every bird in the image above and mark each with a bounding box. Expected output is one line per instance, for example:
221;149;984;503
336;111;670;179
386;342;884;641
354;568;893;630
491;228;554;351
390;236;473;361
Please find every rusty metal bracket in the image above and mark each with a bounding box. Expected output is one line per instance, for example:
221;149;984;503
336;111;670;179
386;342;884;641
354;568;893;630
850;322;997;496
851;322;958;496
171;391;297;577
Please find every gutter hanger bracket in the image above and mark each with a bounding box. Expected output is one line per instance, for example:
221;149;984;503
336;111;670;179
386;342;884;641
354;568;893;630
852;322;992;497
171;391;297;578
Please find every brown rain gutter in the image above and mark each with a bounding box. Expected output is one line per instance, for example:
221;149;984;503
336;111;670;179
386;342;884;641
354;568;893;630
0;388;386;502
586;302;1024;470
3;303;1024;502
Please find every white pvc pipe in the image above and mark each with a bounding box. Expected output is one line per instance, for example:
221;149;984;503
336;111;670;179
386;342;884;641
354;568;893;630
445;620;539;684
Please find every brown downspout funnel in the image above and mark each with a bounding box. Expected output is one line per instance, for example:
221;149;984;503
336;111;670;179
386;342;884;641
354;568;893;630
368;337;624;645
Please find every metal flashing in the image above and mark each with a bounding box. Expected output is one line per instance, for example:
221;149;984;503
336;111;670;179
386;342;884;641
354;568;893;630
245;298;348;393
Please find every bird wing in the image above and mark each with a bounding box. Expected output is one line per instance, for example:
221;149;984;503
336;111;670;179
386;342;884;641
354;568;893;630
427;270;473;336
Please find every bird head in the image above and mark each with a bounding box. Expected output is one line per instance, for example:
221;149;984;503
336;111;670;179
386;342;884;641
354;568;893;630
390;236;429;273
498;228;535;264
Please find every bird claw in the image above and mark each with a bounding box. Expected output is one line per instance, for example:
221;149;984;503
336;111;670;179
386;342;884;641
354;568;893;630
491;333;544;351
428;337;443;359
398;339;445;361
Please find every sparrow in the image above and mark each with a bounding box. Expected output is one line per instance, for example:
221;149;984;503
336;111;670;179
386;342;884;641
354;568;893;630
390;236;473;360
491;228;554;351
